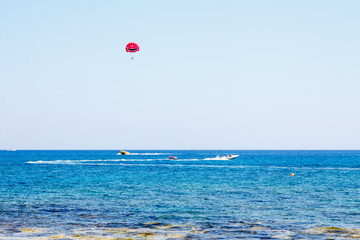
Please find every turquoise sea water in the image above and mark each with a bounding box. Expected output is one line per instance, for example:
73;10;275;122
0;150;359;239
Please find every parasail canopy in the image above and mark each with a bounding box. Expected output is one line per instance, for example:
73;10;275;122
125;42;140;53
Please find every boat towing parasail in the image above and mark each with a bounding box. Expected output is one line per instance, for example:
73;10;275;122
215;154;239;160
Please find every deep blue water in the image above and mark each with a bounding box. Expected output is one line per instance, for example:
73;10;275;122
0;150;359;239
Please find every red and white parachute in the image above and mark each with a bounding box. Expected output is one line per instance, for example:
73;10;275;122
125;42;140;53
125;42;139;60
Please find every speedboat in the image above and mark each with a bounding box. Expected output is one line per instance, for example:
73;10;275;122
215;154;239;160
118;150;130;155
227;154;239;160
168;156;178;160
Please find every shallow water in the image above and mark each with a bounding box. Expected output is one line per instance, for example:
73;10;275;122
0;150;359;239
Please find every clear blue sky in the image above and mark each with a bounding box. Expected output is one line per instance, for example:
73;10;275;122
1;0;359;150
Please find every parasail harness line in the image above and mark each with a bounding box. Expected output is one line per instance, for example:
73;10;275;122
125;42;139;60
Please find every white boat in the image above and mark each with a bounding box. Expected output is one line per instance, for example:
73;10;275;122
215;154;239;160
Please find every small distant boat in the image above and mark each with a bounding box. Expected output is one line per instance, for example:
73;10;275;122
215;154;239;160
168;156;178;160
227;154;239;160
118;150;130;155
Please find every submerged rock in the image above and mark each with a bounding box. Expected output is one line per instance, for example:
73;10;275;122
20;228;41;233
137;232;156;237
304;227;360;239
